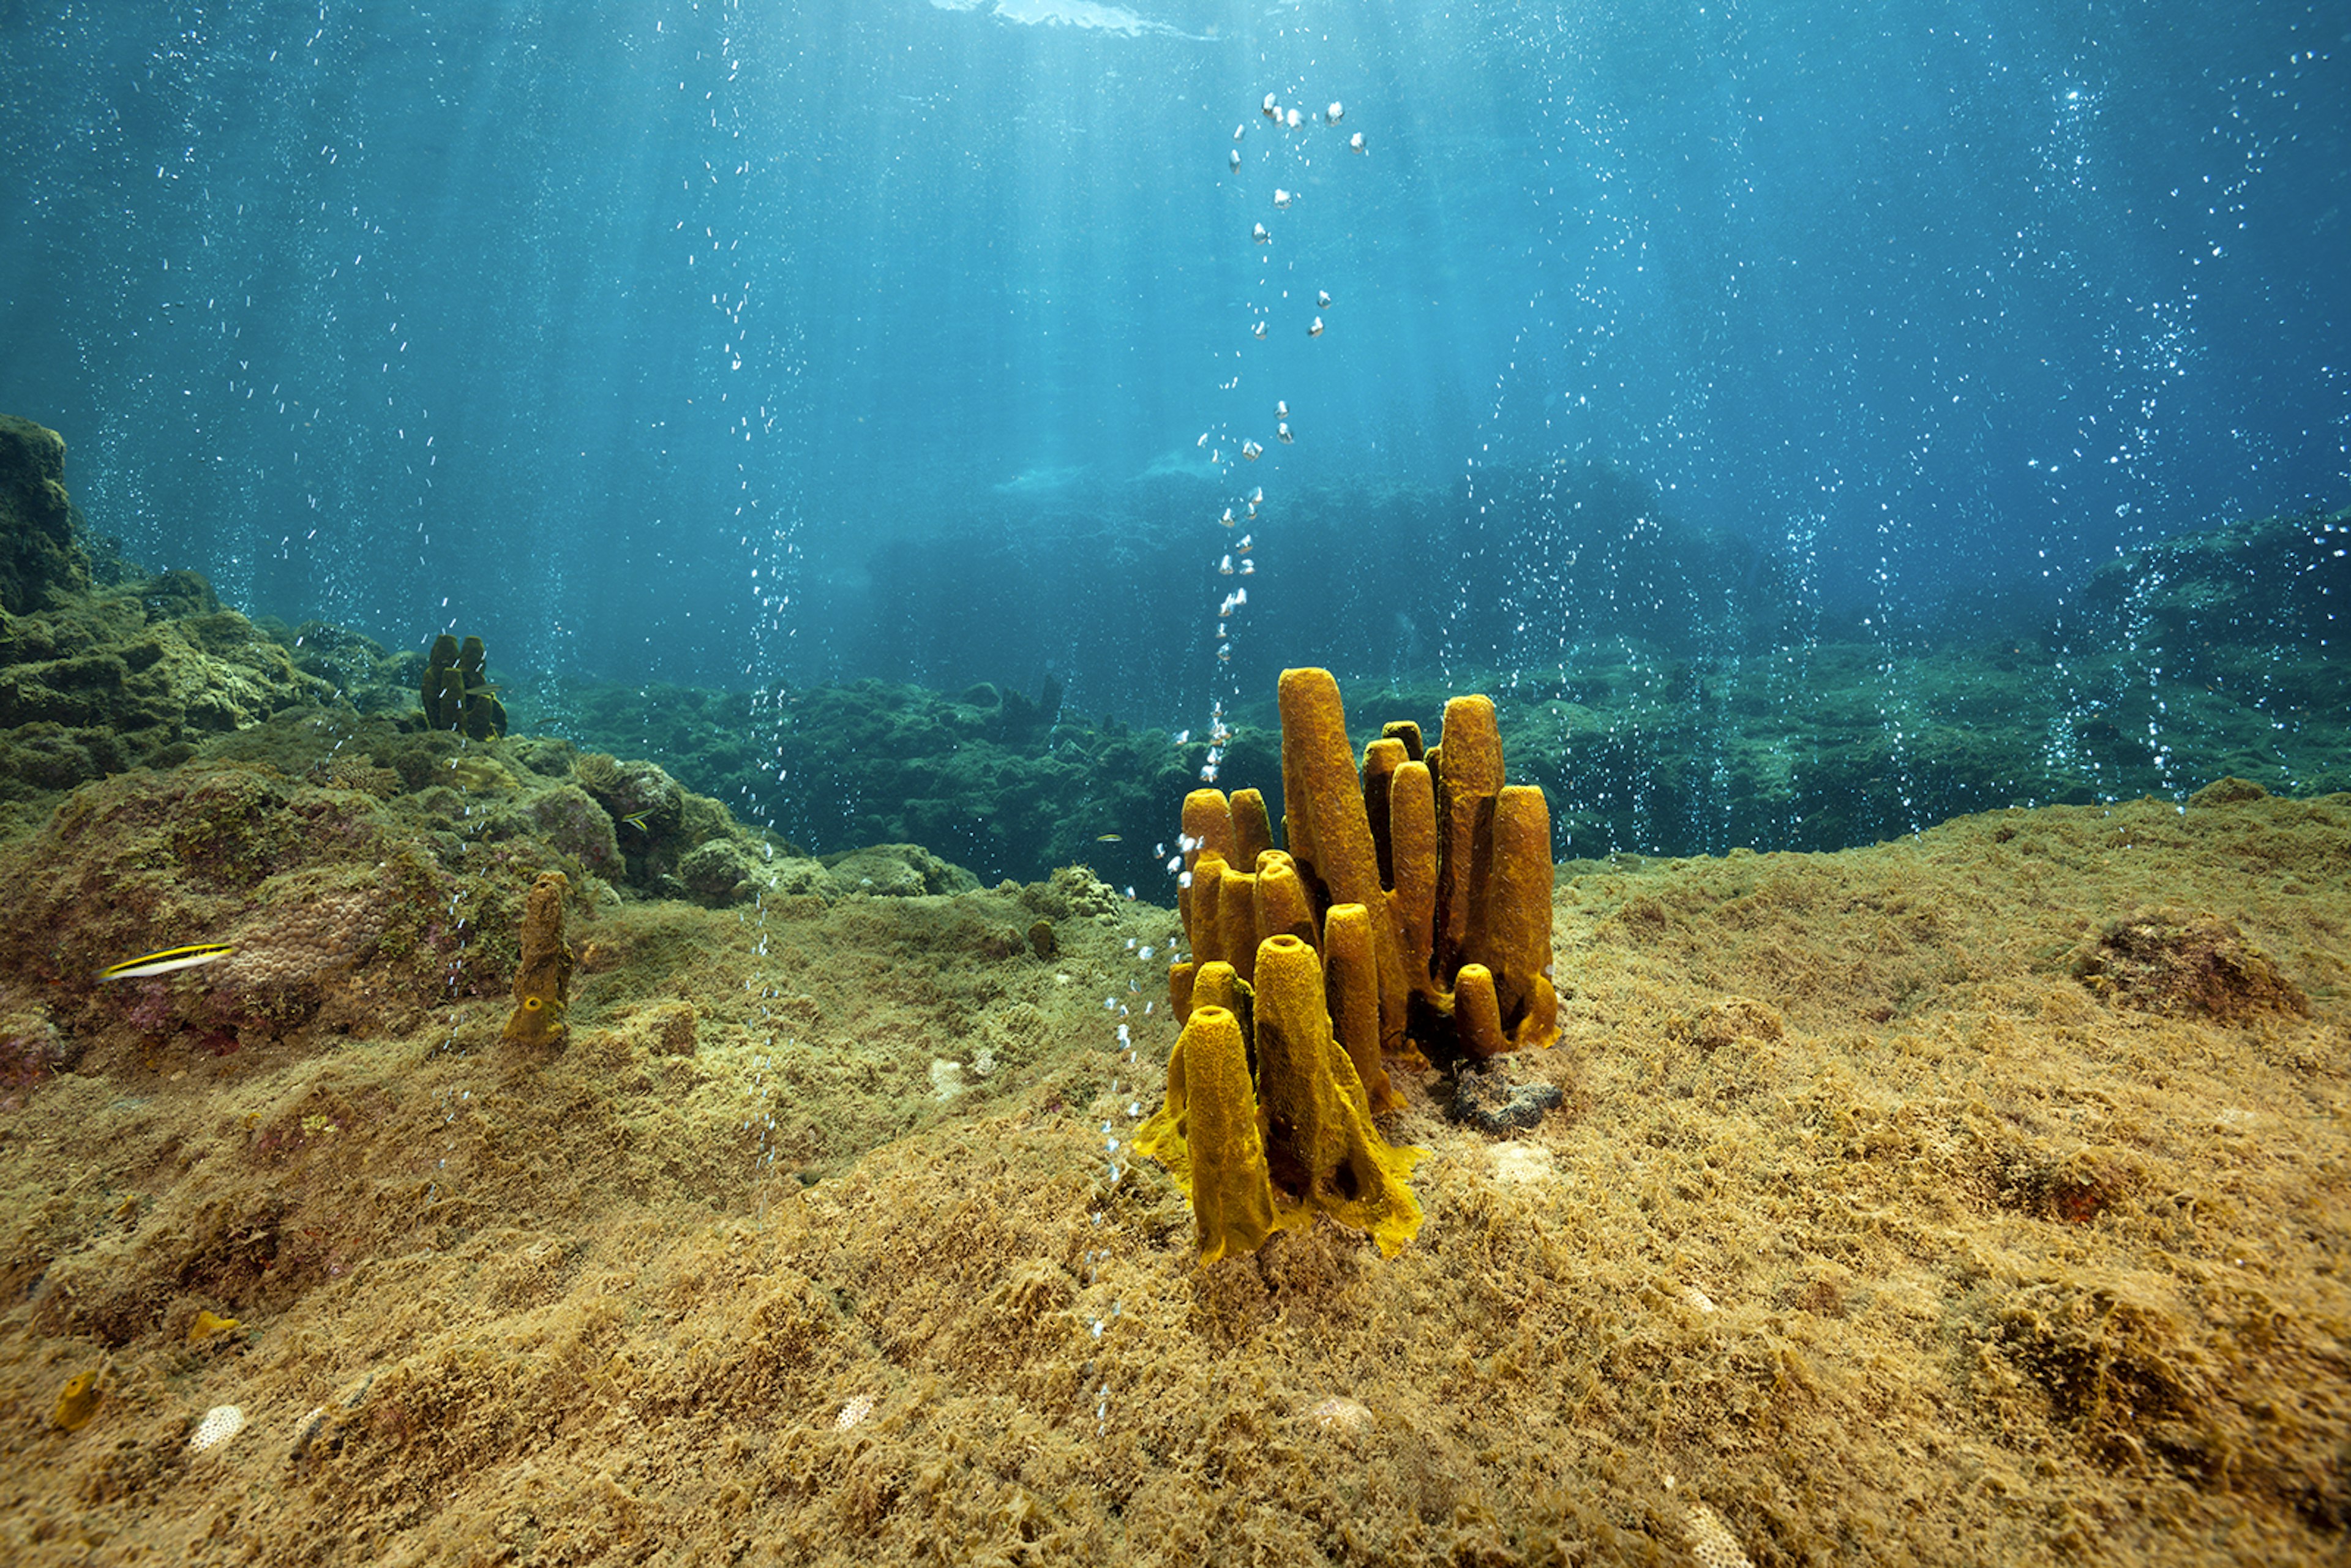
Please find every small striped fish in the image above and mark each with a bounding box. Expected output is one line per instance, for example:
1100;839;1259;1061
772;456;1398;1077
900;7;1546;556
99;943;235;981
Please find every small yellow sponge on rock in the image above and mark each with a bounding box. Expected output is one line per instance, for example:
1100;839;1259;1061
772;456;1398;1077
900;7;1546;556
502;871;575;1049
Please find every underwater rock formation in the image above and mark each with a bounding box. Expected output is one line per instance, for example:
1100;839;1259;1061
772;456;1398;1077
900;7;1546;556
2073;902;2310;1022
0;415;92;615
0;582;332;819
563;677;1204;888
567;749;789;902
0;415;341;820
1448;1062;1564;1133
2078;504;2351;655
0;759;467;1056
820;842;981;898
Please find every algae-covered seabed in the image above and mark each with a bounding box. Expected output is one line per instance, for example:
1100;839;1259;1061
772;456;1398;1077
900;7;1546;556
2;786;2347;1566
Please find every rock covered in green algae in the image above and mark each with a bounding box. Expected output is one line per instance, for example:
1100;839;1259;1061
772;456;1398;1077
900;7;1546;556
675;838;765;906
819;842;981;898
2077;505;2351;651
0;415;92;615
0;416;96;620
0;577;334;825
193;712;798;904
0;415;344;825
563;676;1209;887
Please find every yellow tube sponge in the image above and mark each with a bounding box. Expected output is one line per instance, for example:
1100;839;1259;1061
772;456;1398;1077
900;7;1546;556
1179;789;1235;932
1168;961;1198;1024
1162;670;1557;1172
1217;869;1261;984
1139;940;1422;1261
1184;851;1230;967
1136;1005;1279;1265
1278;668;1410;1049
501;871;574;1049
1467;784;1560;1049
1188;959;1243;1022
1360;736;1408;887
1231;787;1276;874
1387;759;1439;997
1250;934;1425;1256
1432;694;1505;980
1253;850;1317;948
1454;963;1509;1060
1278;669;1381;910
1182;787;1237;864
51;1369;102;1432
1322;903;1401;1114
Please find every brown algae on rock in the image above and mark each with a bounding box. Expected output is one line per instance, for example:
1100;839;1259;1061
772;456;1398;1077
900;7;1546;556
0;574;2343;1566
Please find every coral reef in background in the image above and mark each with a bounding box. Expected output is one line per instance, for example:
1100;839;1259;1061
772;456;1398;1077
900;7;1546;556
544;496;2350;875
562;675;1191;890
188;708;890;910
10;407;2347;887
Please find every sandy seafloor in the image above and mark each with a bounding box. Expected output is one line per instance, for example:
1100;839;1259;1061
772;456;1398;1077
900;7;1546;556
0;767;2345;1566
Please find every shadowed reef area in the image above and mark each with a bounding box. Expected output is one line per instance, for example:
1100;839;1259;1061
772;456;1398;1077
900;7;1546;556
1;413;2347;1565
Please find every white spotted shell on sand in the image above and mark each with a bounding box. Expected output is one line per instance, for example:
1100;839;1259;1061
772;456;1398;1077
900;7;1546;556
189;1404;246;1454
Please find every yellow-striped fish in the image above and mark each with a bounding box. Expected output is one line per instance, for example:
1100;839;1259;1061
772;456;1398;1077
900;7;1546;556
1095;833;1123;842
620;809;656;829
99;943;234;982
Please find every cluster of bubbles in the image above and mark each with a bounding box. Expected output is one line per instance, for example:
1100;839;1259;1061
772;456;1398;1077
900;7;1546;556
1079;924;1169;1435
1187;89;1364;784
425;1084;472;1208
740;1023;783;1217
1084;82;1372;1445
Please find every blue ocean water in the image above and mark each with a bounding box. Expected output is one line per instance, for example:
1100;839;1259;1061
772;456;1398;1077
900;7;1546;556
1;1;2344;825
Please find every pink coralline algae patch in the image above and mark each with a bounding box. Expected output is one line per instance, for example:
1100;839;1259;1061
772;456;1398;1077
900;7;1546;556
123;981;177;1037
0;1002;69;1106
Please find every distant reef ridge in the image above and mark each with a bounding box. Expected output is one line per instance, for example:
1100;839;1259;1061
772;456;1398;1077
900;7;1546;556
2;412;2345;881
